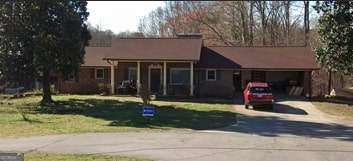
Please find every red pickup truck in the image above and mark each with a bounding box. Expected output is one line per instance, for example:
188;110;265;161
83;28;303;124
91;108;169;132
243;82;274;109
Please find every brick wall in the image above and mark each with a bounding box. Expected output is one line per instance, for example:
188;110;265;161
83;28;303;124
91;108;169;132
57;67;111;94
195;69;234;98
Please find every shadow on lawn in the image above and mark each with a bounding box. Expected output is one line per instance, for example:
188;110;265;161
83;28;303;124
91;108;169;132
36;98;237;130
35;97;353;141
155;97;234;105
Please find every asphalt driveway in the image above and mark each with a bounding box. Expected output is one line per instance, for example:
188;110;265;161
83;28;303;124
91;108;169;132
0;99;353;161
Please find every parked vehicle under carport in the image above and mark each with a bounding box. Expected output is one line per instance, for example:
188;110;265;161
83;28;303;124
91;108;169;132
243;82;274;109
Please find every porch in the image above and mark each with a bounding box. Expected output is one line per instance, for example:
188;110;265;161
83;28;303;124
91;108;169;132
108;61;195;96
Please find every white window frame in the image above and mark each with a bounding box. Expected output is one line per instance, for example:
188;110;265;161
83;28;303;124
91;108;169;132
206;69;217;81
65;72;75;82
95;68;105;80
169;68;190;85
128;67;137;81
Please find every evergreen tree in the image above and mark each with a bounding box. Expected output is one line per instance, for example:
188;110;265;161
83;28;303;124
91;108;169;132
314;1;353;74
0;0;91;103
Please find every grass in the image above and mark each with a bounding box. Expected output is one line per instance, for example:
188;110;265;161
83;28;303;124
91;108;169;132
25;153;152;161
312;101;353;120
0;95;236;138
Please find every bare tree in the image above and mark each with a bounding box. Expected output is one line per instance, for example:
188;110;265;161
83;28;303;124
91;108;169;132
304;0;309;46
284;1;290;45
249;1;254;46
137;1;310;47
255;1;271;45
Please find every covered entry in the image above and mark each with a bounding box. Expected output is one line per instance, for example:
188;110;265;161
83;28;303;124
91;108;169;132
148;64;162;93
100;37;202;96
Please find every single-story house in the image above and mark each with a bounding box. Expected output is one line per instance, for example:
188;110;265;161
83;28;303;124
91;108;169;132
56;35;318;98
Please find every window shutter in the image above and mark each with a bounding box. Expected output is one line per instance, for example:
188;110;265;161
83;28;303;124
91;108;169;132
201;70;206;81
124;68;129;80
216;70;221;81
63;72;69;81
90;68;95;79
104;68;109;79
75;70;79;82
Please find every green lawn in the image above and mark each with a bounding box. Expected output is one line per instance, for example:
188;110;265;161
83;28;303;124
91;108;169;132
312;101;353;120
25;153;152;161
0;95;236;138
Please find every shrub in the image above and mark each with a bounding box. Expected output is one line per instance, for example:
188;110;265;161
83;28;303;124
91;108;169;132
15;100;37;122
17;107;30;121
139;83;151;106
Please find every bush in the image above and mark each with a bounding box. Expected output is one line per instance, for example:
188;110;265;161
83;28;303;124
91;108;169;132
139;83;151;106
14;99;37;122
16;104;36;122
17;107;30;121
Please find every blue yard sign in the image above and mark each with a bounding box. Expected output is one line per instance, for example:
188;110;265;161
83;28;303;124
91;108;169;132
142;106;155;117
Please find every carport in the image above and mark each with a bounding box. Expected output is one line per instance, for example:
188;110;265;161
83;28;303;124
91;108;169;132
199;46;319;97
241;70;312;96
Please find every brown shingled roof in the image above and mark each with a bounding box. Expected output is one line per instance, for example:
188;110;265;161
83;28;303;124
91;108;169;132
82;38;318;70
198;46;318;70
82;47;110;66
82;38;202;66
99;38;202;61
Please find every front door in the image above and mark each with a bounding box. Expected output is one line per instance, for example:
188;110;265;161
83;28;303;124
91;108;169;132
233;72;241;91
150;68;161;93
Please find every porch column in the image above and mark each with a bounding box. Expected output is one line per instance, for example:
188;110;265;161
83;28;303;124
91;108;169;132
163;61;167;95
137;61;141;95
110;61;116;94
190;61;194;96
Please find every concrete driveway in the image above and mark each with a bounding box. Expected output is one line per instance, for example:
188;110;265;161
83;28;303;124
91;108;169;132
0;99;353;161
229;98;353;139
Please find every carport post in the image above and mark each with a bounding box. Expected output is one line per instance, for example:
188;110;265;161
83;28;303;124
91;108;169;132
190;61;194;96
163;61;167;96
137;61;141;95
110;61;116;95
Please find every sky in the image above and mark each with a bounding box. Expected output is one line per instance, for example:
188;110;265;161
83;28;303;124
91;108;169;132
87;1;164;34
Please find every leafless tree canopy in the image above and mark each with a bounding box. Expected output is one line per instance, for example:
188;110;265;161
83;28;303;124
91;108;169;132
138;1;311;46
88;23;145;47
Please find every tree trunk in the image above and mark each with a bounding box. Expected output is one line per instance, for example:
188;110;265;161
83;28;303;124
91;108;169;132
249;1;254;46
240;1;249;45
304;0;309;46
259;1;267;46
328;70;332;95
285;1;290;45
41;69;53;104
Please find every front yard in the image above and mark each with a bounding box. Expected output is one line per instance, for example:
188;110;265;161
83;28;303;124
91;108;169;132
312;96;353;120
0;95;236;138
312;101;353;120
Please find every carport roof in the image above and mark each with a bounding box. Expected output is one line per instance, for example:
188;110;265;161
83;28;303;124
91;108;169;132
198;46;319;70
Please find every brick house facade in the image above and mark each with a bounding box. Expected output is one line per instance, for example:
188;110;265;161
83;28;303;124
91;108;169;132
57;36;318;98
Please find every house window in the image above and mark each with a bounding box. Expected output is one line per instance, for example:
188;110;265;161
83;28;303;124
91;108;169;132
206;69;216;81
95;68;104;79
170;68;190;85
64;72;75;82
128;67;137;81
